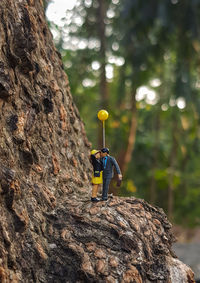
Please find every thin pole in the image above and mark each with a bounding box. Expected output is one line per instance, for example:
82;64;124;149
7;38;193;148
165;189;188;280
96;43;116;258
103;120;105;147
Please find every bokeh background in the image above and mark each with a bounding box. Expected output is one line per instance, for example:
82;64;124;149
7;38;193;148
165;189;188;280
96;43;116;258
45;0;200;278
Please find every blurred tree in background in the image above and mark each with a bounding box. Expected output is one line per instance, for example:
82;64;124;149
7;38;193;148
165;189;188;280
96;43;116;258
46;0;200;227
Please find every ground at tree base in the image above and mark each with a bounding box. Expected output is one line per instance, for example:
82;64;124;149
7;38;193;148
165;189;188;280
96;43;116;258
0;183;195;282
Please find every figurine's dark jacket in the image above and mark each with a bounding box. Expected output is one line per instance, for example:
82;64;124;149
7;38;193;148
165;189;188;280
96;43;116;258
102;155;121;178
90;154;103;177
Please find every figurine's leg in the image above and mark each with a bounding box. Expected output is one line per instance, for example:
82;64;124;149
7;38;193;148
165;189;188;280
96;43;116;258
92;184;98;198
102;177;111;200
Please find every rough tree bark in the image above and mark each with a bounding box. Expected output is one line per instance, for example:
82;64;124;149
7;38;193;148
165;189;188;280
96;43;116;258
0;0;195;282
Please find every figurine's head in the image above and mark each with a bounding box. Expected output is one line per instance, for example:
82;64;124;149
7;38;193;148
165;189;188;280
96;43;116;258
101;148;109;157
91;149;101;158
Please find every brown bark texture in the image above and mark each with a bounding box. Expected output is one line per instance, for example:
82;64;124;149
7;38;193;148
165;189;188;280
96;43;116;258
0;0;195;282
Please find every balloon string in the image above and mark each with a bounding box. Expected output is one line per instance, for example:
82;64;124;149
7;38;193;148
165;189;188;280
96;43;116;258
103;120;105;147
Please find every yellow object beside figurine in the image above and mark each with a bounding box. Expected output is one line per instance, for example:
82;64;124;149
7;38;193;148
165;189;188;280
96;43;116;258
97;110;109;121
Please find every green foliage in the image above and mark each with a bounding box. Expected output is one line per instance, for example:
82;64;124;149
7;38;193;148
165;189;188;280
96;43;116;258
47;0;200;227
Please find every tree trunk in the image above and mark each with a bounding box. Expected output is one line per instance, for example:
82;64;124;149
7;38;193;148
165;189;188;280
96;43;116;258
149;110;160;205
97;0;108;109
0;1;194;282
119;90;137;175
167;113;178;221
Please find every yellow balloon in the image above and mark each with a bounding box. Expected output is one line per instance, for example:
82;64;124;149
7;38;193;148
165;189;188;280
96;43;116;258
97;110;109;121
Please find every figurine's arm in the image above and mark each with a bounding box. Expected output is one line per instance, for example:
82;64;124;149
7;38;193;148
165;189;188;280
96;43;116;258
111;157;122;179
90;154;96;164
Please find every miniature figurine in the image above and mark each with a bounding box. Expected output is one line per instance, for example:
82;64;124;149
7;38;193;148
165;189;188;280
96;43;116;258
90;149;103;202
101;148;122;200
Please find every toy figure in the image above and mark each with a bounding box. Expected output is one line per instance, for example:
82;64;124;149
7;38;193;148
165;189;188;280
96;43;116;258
101;148;122;200
90;149;103;202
